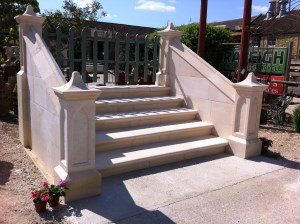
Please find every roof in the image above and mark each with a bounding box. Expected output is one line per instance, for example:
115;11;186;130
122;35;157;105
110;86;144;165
210;9;300;36
86;21;156;38
251;10;300;35
210;15;260;31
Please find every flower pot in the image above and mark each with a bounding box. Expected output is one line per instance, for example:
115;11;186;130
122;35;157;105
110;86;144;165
49;197;59;207
34;201;47;213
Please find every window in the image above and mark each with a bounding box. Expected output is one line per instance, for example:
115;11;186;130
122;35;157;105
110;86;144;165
252;36;261;47
267;36;276;47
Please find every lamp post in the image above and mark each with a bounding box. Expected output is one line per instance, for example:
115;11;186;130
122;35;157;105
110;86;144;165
197;0;208;58
237;0;252;82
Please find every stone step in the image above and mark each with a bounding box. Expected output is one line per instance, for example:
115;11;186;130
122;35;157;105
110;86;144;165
96;121;213;152
96;108;198;131
92;85;170;99
96;96;183;113
96;136;228;177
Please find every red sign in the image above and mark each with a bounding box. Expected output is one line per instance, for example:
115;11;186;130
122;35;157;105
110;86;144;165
268;76;284;95
256;75;284;95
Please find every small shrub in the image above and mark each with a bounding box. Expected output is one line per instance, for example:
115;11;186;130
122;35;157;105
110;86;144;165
292;105;300;132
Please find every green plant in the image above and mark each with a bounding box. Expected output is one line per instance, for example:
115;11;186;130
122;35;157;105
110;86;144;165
292;105;300;132
31;180;68;203
47;180;68;201
259;137;273;154
149;23;233;68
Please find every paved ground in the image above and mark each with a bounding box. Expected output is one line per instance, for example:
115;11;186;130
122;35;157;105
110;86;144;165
48;153;300;224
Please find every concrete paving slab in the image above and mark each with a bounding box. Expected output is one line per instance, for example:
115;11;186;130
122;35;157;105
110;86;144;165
64;153;300;224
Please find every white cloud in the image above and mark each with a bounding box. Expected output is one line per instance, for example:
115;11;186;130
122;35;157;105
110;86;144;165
74;0;93;8
252;5;269;13
135;0;176;12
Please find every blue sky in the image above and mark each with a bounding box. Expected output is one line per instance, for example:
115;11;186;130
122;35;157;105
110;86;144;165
37;0;269;28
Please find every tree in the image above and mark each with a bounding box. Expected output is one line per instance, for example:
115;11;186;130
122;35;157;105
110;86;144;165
43;0;106;32
0;0;40;59
177;23;233;67
0;0;40;31
150;23;233;68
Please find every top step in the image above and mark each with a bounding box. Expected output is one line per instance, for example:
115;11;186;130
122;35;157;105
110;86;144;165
91;85;171;99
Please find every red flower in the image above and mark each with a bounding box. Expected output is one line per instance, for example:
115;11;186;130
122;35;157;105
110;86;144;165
41;193;50;202
43;182;49;189
31;190;39;199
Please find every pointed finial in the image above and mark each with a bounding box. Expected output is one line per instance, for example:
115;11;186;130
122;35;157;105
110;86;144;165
66;71;88;91
23;5;36;16
234;72;268;91
164;22;176;32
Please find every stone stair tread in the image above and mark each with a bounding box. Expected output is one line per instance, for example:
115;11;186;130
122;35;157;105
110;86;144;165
96;108;197;120
96;121;212;143
92;85;169;90
95;96;182;105
95;136;228;170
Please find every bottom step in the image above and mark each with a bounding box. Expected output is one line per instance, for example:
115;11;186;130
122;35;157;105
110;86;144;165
96;136;228;177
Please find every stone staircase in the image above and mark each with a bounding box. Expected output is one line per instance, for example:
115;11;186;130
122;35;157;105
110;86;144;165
94;85;228;177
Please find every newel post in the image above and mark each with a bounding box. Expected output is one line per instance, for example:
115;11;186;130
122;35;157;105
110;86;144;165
15;5;45;147
53;72;101;202
156;22;182;87
228;73;268;158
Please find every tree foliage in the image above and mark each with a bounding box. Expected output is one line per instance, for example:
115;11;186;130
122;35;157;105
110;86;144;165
43;0;106;32
177;23;233;67
0;0;40;59
150;23;233;68
0;0;40;31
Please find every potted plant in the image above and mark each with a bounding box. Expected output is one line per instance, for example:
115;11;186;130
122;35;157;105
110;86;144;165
31;187;50;212
47;180;68;207
259;137;273;154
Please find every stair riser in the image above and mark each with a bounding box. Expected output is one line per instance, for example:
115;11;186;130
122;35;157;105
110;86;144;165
96;100;183;113
96;113;197;131
96;127;212;152
98;89;170;100
99;146;226;177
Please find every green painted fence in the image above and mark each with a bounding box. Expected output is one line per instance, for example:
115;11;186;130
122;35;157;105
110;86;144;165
42;26;159;84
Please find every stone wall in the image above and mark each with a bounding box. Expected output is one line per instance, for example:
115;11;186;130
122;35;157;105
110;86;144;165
260;34;300;57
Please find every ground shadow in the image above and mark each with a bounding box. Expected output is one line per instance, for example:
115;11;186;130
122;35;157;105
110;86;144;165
0;113;18;125
252;153;300;171
37;204;83;222
0;161;14;185
68;154;229;223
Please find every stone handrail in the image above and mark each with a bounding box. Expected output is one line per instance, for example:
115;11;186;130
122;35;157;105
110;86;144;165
156;22;268;158
15;5;101;202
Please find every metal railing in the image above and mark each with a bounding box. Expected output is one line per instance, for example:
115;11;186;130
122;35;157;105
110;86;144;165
42;26;159;85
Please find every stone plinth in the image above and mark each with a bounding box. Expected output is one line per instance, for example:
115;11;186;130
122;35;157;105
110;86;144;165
228;73;268;158
156;22;182;87
53;71;101;202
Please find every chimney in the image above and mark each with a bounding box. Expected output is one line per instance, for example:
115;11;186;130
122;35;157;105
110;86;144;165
265;0;277;20
277;0;288;18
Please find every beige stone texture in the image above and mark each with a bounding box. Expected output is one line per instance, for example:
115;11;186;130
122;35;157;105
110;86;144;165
16;6;101;201
260;34;300;56
157;24;267;158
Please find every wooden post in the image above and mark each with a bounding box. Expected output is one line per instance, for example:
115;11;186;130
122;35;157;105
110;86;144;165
197;0;208;58
238;0;252;82
283;41;293;96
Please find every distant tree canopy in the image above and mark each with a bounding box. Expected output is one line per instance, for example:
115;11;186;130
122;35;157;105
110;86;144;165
150;23;233;68
43;0;107;33
0;0;40;60
0;0;40;31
